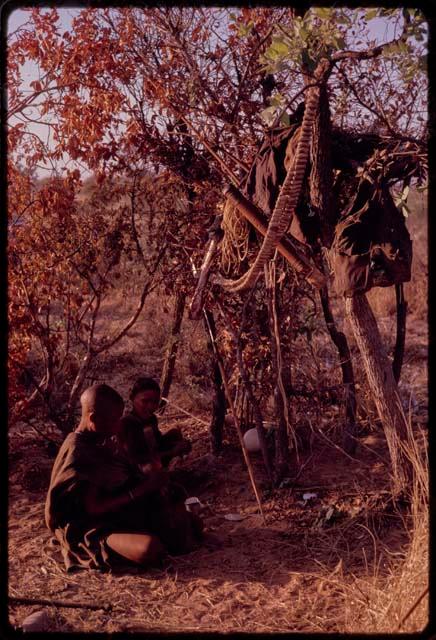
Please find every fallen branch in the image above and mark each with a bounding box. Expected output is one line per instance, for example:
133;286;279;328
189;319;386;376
396;586;429;631
8;595;111;612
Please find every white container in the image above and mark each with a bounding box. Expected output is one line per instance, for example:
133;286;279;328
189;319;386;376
243;428;261;453
184;497;203;514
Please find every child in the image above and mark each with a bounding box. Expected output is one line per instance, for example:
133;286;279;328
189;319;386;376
120;377;192;471
45;383;202;572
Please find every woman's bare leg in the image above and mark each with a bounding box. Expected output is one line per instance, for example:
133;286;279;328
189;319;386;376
106;532;165;566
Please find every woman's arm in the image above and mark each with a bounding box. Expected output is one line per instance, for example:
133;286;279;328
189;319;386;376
83;470;169;518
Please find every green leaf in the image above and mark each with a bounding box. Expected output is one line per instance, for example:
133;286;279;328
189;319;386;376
365;8;379;20
260;106;277;124
271;38;291;55
264;46;279;61
270;92;284;107
299;27;309;42
313;7;332;19
401;203;411;218
238;21;254;38
280;112;290;127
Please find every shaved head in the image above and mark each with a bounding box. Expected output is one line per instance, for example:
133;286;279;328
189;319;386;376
79;384;124;434
80;384;124;413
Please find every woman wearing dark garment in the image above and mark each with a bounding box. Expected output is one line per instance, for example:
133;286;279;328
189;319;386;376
45;384;202;572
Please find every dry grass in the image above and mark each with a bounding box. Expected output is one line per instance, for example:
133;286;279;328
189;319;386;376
8;409;428;633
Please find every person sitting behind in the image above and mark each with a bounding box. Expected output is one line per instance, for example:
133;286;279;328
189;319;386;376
45;383;202;573
120;377;191;470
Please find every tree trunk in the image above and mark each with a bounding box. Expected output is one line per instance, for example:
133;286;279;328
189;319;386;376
159;291;186;412
393;284;407;383
319;287;357;453
345;293;413;492
203;310;226;455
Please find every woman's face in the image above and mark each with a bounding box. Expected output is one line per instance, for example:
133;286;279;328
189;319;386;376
132;389;160;420
92;402;124;436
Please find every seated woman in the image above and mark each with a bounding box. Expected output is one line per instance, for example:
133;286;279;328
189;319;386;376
120;377;192;470
45;383;202;573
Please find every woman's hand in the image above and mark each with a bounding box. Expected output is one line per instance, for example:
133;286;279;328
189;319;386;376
131;469;169;498
172;439;192;457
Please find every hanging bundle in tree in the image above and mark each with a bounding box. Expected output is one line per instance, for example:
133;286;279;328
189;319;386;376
328;181;412;297
221;197;249;274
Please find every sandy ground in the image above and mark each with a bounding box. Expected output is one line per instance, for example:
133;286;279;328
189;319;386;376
8;377;427;633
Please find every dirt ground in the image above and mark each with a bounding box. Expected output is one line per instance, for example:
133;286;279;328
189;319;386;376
8;310;427;633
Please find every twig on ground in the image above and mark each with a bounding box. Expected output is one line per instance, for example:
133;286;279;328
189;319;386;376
8;595;112;612
159;397;209;426
396;586;429;631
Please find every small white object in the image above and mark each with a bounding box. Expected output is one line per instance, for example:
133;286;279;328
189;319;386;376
22;610;50;632
243;428;261;453
184;497;204;513
224;513;247;521
302;492;317;501
325;506;335;521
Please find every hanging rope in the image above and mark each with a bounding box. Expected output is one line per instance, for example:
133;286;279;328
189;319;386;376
221;197;249;274
215;59;331;293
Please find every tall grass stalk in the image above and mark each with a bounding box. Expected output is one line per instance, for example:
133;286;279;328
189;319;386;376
343;415;428;632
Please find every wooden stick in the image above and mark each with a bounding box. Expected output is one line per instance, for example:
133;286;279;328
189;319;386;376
396;586;429;631
203;310;266;524
222;184;327;289
8;595;111;612
160;397;209;426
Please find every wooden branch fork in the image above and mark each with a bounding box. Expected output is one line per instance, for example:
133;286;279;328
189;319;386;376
222;184;327;289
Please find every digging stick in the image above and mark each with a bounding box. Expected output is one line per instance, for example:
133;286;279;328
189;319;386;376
202;309;266;524
9;595;111;612
160;397;209;426
222;184;327;289
187;238;266;520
